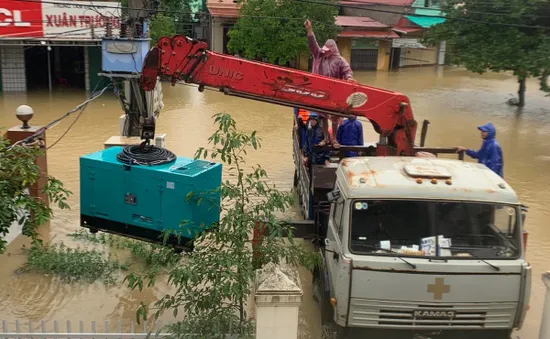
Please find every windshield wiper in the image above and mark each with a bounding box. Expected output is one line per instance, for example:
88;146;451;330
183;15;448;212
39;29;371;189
442;247;500;271
359;244;417;269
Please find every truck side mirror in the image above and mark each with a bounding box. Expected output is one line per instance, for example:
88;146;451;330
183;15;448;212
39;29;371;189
521;204;528;224
327;189;341;203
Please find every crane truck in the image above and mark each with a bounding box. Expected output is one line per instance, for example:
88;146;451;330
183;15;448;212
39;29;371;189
136;35;531;339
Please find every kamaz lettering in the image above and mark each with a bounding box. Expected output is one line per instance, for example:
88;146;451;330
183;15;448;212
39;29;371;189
413;310;456;318
281;85;326;99
208;66;243;80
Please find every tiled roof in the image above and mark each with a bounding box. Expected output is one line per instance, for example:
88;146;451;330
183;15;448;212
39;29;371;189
206;0;239;18
208;7;240;18
339;0;415;6
338;30;400;38
336;16;389;28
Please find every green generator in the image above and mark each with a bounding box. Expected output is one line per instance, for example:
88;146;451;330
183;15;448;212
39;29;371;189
80;146;222;250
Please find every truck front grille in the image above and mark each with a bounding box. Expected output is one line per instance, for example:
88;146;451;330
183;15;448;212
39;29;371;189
349;299;516;329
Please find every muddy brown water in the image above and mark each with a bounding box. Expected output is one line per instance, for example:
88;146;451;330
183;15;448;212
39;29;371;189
0;67;549;338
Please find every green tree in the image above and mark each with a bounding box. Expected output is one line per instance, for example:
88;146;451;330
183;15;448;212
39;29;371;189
125;113;318;338
149;14;177;46
155;0;194;37
424;0;550;107
227;0;339;65
0;134;71;254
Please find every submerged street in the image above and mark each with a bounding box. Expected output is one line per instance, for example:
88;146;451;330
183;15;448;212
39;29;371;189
0;66;549;338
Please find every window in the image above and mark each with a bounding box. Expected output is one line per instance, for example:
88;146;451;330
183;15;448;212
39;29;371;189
349;200;521;259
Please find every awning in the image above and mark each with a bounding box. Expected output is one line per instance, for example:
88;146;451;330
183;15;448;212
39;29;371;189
404;15;446;28
338;30;400;39
392;38;427;48
207;7;240;18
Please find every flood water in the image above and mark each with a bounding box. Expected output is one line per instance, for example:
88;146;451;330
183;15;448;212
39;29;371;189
0;66;549;338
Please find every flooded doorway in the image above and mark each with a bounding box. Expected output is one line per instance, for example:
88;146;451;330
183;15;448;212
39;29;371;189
24;45;85;91
24;46;49;90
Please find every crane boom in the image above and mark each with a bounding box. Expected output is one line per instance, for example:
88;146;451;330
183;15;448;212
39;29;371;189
140;35;417;156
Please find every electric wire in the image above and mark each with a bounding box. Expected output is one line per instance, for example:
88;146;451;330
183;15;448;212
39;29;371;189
46;81;105;150
7;85;113;150
339;0;550;19
13;0;550;29
46;104;89;150
292;0;550;30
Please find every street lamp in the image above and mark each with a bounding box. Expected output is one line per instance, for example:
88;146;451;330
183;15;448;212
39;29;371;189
16;105;34;129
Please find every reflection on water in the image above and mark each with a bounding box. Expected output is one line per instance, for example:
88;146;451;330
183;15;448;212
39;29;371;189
0;67;548;338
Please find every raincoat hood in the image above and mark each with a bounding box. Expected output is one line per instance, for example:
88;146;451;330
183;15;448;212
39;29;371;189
466;122;503;177
321;39;340;57
308;33;353;80
478;122;496;140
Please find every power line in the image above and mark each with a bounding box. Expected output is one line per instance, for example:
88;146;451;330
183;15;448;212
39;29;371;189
13;0;309;21
14;0;186;16
13;0;550;25
340;0;550;19
293;0;550;30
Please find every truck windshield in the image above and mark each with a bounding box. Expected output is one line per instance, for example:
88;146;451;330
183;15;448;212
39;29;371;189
349;200;521;259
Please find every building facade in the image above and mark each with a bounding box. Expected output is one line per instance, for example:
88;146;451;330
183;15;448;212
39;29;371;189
0;0;121;92
342;0;446;70
203;0;446;72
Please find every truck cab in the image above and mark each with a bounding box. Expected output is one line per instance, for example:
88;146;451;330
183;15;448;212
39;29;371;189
315;156;531;339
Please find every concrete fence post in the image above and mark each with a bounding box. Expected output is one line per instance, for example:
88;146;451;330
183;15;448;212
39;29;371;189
3;106;49;247
5;106;48;204
540;272;550;339
254;263;303;339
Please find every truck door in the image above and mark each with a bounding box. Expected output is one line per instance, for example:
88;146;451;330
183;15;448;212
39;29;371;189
325;200;343;288
325;198;351;326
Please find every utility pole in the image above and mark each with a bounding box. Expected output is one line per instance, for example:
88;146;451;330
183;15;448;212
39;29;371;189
99;0;163;144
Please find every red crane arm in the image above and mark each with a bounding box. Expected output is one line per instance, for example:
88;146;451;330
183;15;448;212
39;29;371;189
140;36;417;156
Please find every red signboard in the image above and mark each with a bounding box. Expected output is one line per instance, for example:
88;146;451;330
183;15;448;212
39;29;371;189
0;0;44;38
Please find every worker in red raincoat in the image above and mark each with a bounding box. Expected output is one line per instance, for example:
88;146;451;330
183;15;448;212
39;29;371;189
304;19;355;143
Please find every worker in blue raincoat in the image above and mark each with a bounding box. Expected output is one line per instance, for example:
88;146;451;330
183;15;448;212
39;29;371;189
457;122;503;177
303;113;330;167
334;116;364;157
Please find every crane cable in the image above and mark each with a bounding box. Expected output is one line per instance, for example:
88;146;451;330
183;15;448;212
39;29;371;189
116;144;177;166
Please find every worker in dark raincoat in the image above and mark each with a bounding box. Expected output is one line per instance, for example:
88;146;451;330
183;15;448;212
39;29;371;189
335;116;364;157
304;19;355;143
457;122;503;177
303;113;330;167
294;107;310;149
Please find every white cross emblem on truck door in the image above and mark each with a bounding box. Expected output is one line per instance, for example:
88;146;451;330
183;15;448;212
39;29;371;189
427;278;451;300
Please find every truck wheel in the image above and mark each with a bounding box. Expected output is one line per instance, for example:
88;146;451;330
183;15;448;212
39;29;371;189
89;227;99;234
317;268;334;325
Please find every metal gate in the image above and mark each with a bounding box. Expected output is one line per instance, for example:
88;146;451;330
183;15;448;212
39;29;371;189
350;49;378;70
0;319;253;339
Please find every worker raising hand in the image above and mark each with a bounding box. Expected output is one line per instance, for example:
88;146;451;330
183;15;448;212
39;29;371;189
304;19;313;34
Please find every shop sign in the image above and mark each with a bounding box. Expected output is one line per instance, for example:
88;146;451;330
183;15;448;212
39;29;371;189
42;0;121;39
0;0;121;40
0;0;43;38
